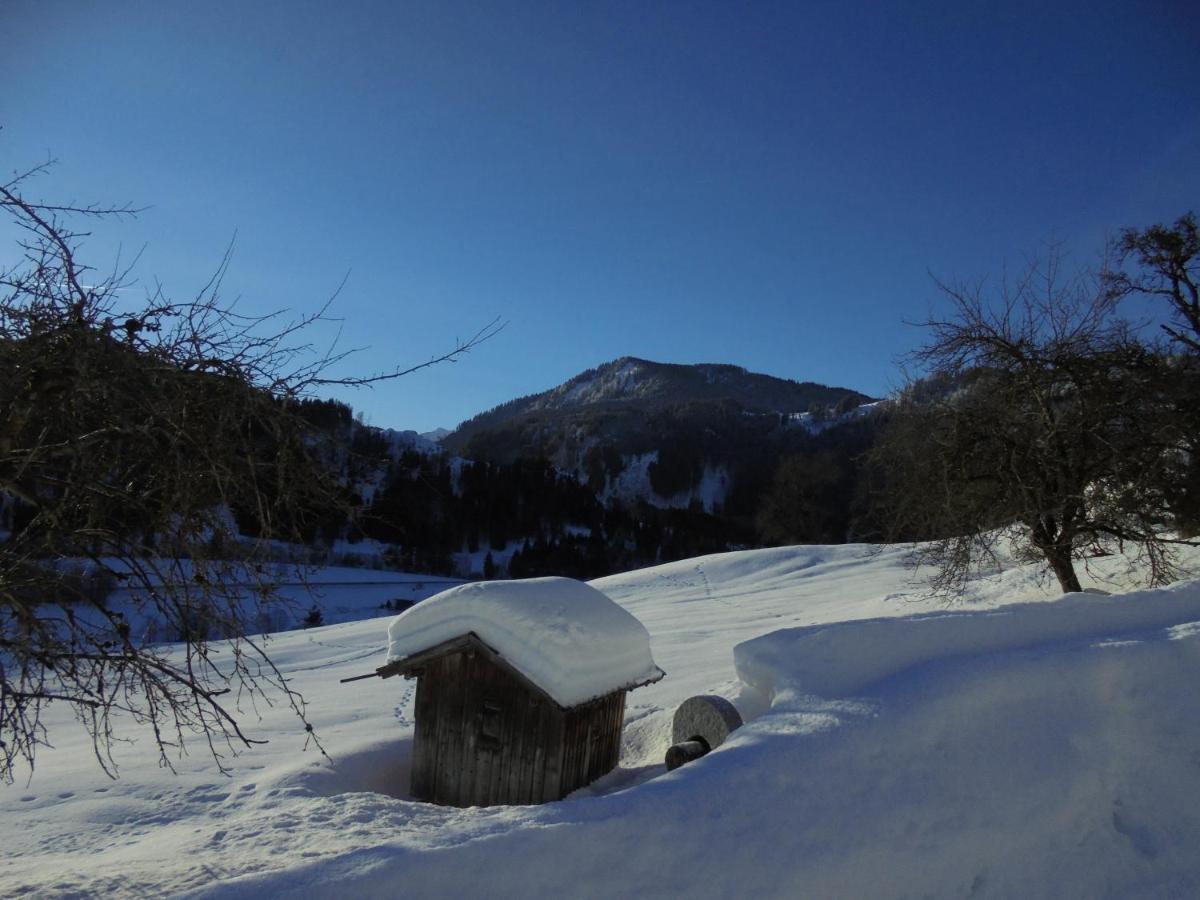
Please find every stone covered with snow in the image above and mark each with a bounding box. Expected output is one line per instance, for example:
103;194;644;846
386;576;664;708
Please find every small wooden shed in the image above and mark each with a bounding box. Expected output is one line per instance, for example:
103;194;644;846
368;577;664;807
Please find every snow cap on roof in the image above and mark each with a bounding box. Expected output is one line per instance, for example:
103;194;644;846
386;576;663;708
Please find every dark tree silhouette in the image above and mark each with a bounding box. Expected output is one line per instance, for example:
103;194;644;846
871;249;1196;595
0;160;500;782
1110;212;1200;352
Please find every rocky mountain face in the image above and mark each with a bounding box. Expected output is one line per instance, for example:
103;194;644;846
442;357;874;511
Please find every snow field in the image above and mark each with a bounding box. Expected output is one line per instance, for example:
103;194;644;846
1;541;1198;897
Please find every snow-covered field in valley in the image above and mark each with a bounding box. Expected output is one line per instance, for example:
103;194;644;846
3;542;1200;898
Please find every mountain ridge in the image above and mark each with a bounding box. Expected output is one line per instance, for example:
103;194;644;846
445;356;873;456
439;356;877;520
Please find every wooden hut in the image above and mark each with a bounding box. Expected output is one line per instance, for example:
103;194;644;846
362;577;664;807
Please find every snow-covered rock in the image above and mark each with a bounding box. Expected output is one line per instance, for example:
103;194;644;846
386;577;665;707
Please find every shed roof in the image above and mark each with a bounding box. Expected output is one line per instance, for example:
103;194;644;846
386;576;664;707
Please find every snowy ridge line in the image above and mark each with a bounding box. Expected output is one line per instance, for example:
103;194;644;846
734;579;1200;703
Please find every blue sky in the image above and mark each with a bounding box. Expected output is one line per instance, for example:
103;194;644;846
3;1;1197;432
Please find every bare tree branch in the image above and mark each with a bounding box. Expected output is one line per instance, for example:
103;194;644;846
1;159;497;782
869;245;1199;598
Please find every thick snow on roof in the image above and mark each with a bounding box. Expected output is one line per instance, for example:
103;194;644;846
386;576;664;707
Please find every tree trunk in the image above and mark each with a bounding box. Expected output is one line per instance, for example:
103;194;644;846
1044;544;1082;593
1031;516;1083;594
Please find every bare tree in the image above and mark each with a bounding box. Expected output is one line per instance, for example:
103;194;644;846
869;249;1196;596
1106;212;1200;532
1109;212;1200;353
0;161;501;782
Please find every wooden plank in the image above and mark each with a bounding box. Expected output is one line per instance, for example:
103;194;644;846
436;653;466;806
580;710;594;787
458;650;482;807
409;675;432;800
598;697;613;778
574;710;588;790
535;704;550;803
512;697;530;805
517;696;539;804
478;725;492;802
610;692;626;772
584;702;600;785
484;664;508;805
427;657;444;804
562;701;585;794
509;695;530;804
608;694;622;773
560;710;575;797
504;702;522;804
544;707;565;801
429;656;451;805
532;704;552;803
514;681;538;803
604;694;618;776
493;678;517;805
481;659;513;805
611;695;622;771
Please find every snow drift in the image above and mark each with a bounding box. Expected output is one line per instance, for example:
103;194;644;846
734;582;1200;701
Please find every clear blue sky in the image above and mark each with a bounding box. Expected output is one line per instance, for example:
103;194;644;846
3;1;1197;432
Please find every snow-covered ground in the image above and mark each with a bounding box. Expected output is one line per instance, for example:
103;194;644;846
100;563;465;638
3;542;1199;897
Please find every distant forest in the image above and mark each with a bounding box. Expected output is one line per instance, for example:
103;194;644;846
257;394;893;581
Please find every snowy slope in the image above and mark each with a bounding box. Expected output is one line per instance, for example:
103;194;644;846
2;543;1199;897
99;563;465;638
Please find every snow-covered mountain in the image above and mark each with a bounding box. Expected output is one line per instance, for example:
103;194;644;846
525;356;867;412
419;427;451;444
377;427;442;456
449;356;871;436
442;356;877;511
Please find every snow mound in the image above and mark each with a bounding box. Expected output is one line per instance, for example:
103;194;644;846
199;581;1200;898
735;580;1200;702
386;577;664;707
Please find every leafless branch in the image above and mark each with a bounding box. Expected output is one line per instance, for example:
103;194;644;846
1;158;478;782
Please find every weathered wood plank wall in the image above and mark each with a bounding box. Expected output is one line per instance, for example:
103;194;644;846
407;644;627;807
